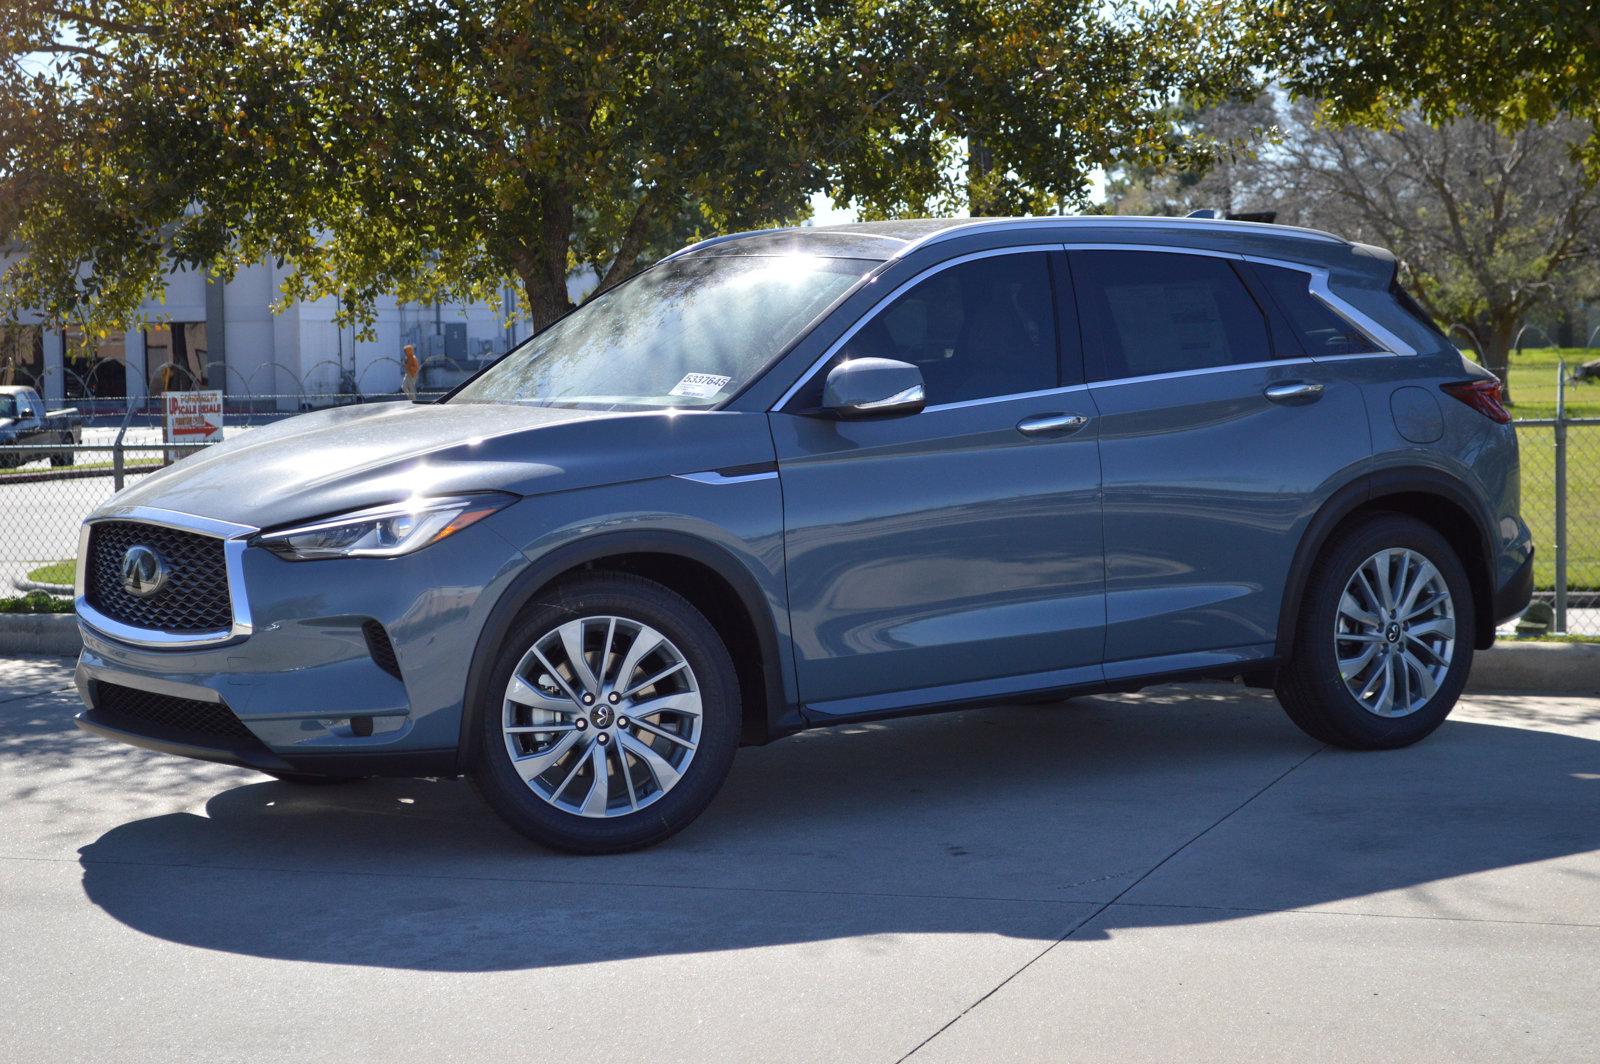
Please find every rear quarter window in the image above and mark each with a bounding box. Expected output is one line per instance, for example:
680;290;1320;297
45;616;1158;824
1248;263;1382;357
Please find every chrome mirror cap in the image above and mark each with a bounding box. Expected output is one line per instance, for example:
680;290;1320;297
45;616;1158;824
820;357;927;419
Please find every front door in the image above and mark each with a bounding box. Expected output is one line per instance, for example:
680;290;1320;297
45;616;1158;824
771;249;1105;716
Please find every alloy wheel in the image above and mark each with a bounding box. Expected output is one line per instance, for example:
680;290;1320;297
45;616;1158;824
501;615;702;818
1334;547;1456;718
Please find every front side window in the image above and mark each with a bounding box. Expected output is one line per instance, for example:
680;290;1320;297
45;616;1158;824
451;254;873;410
1070;250;1271;380
0;394;17;418
830;252;1058;405
1249;263;1381;356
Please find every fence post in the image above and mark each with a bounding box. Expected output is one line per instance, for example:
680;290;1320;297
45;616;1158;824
112;405;132;493
1553;361;1568;635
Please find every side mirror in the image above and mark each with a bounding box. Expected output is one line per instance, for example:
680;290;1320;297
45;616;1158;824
820;358;926;419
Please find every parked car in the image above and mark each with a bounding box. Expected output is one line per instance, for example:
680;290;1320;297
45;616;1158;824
71;217;1534;852
0;385;81;468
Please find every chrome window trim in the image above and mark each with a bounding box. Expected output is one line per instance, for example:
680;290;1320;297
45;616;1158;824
75;505;258;649
1242;254;1418;357
1088;357;1315;391
888;216;1344;262
770;244;1066;412
924;381;1091;412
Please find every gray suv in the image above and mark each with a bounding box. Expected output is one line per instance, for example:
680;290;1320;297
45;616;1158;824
72;217;1534;852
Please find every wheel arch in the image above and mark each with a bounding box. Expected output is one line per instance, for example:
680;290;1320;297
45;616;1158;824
1276;467;1499;659
456;530;798;772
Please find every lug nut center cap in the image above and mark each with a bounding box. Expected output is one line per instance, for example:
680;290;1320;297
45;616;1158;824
591;705;614;728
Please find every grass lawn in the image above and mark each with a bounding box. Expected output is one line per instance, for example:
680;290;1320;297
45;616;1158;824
1459;348;1600;590
26;560;75;586
1472;345;1600;420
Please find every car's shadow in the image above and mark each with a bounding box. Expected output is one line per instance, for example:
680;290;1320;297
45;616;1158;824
66;687;1600;971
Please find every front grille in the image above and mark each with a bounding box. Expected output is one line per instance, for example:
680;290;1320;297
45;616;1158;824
85;521;233;633
93;682;259;745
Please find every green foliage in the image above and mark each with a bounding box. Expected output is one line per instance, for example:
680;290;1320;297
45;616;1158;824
1;0;1253;333
0;590;73;613
1237;1;1600;167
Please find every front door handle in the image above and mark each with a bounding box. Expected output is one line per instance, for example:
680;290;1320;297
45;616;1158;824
1017;413;1089;437
1263;380;1325;405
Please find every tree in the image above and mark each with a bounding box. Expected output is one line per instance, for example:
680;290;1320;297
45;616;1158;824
833;0;1255;218
1238;1;1600;168
1;1;1253;336
1113;98;1600;400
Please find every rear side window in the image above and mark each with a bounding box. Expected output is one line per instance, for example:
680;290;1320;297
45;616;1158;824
1389;278;1452;343
1249;263;1381;356
836;252;1058;405
1069;251;1271;380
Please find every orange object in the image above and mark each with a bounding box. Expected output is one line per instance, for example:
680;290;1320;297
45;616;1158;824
403;343;419;376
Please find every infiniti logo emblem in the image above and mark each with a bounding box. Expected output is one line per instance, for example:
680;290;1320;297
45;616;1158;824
120;545;169;599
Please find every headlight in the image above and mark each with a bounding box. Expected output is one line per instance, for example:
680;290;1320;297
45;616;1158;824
257;494;514;560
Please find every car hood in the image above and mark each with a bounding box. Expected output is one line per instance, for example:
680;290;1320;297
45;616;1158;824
100;401;777;530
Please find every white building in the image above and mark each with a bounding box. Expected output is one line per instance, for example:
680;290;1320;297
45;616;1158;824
0;254;570;408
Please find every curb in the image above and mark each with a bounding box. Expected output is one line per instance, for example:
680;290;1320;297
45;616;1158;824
10;579;73;596
1468;640;1600;696
0;612;82;656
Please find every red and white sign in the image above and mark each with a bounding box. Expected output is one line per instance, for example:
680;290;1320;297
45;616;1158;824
164;390;224;443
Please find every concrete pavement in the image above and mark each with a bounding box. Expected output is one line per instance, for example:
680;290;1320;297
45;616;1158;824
2;657;1598;1062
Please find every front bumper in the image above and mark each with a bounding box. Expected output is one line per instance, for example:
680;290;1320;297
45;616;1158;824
74;512;530;776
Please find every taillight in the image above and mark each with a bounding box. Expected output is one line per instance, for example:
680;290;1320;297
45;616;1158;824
1441;378;1511;424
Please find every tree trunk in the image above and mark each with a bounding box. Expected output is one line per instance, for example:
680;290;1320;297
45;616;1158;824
1481;314;1518;405
516;186;578;332
518;261;575;333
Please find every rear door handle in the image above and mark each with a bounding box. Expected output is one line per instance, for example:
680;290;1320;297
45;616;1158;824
1017;413;1089;437
1263;380;1325;405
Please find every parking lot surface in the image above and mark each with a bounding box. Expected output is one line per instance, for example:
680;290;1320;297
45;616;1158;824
3;655;1597;1062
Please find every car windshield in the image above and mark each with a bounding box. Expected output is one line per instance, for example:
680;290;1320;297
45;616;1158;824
450;254;874;410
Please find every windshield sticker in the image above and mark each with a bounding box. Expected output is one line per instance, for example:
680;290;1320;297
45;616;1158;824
668;373;733;399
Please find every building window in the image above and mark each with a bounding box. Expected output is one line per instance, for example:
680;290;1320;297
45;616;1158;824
63;328;128;399
145;323;209;393
0;324;44;389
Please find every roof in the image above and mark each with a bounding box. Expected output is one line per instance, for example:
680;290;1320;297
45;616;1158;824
670;215;1349;264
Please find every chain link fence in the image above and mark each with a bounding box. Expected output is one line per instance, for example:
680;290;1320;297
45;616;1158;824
3;378;1598;637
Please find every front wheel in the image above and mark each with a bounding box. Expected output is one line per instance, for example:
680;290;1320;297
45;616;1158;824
1276;514;1474;749
472;573;741;853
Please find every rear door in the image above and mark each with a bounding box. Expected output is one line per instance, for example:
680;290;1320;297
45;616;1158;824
1066;247;1373;671
771;248;1105;715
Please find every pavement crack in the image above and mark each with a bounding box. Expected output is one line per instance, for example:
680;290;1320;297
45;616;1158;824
894;744;1326;1063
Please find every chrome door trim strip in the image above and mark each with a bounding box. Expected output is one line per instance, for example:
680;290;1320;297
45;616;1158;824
673;470;780;485
76;506;258;649
1087;357;1319;391
924;382;1091;413
770;244;1067;412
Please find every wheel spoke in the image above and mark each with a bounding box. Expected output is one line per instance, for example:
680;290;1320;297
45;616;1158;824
619;730;680;792
579;742;610;816
616;743;638;811
1407;616;1455;641
621;660;688;700
506;675;580;714
559;620;600;696
1403;591;1450;621
629;716;698;750
1339;642;1380;679
504;722;578;734
1339;591;1380;627
1371;554;1397;612
511;729;582;782
551;736;594;800
612;627;665;692
1396;559;1438;617
598;617;618;688
531;645;586;706
628;691;702;719
1403;650;1438;699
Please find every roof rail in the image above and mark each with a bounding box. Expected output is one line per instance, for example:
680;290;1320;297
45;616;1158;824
660;227;795;262
888;215;1344;260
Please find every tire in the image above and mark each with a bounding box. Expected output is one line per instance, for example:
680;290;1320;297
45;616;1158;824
472;572;741;853
1276;513;1474;749
51;447;74;467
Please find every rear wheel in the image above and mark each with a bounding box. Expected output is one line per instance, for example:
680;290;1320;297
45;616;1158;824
1276;514;1474;749
472;573;740;853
